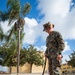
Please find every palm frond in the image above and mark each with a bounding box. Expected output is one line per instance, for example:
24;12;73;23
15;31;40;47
22;2;31;16
7;0;20;9
6;26;14;41
0;11;8;21
0;8;11;22
7;0;12;8
7;0;20;25
0;10;2;20
0;24;5;41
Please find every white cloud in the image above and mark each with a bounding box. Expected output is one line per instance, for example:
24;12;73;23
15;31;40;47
23;17;39;44
35;45;46;52
37;0;71;17
37;0;75;40
63;41;71;53
62;54;70;64
1;21;11;34
3;67;9;72
62;41;71;63
0;65;3;71
25;17;38;28
0;65;9;72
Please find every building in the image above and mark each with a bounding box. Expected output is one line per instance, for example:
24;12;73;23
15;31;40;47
11;51;48;73
61;63;75;74
11;61;48;73
10;51;75;74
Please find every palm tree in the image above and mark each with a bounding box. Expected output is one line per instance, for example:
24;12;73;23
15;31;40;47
0;41;28;73
0;24;4;41
23;45;44;73
0;24;6;42
0;0;31;42
0;41;17;73
0;0;31;74
66;50;75;67
0;46;7;65
0;0;31;47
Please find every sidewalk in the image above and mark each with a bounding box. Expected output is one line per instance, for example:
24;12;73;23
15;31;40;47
0;73;48;75
0;73;75;75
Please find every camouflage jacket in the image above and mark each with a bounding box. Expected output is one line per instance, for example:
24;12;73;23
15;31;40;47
45;31;65;55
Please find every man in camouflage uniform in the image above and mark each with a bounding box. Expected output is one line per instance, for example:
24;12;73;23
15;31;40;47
43;22;65;75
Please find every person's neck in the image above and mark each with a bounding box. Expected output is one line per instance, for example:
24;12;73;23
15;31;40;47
49;29;54;34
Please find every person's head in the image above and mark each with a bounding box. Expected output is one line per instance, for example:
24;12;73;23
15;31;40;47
43;22;54;34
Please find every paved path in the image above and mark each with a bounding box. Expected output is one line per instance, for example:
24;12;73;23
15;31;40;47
0;73;48;75
0;73;75;75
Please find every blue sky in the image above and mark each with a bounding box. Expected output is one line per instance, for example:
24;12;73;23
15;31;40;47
0;0;75;72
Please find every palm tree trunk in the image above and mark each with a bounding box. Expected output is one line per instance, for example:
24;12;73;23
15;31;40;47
30;64;33;73
17;29;20;74
9;66;12;73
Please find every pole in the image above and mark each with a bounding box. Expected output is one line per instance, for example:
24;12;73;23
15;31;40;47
17;29;20;75
42;57;47;75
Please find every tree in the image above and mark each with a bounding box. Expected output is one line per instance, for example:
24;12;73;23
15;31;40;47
23;45;44;73
0;0;31;41
0;25;4;41
0;42;27;73
0;46;7;65
0;24;6;42
0;43;17;73
0;0;31;74
66;50;75;67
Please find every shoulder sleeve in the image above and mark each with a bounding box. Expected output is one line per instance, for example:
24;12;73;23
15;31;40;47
56;32;65;53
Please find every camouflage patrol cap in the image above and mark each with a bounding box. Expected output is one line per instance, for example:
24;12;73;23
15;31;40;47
43;22;50;31
43;22;54;31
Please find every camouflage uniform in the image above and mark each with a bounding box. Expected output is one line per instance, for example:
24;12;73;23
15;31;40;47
45;31;65;75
